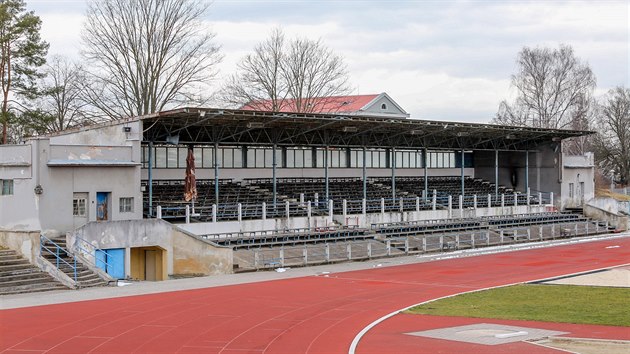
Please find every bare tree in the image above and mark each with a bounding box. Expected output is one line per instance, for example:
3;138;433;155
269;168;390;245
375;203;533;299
38;56;92;132
221;28;287;111
82;0;221;119
221;28;350;113
592;87;630;186
494;44;596;130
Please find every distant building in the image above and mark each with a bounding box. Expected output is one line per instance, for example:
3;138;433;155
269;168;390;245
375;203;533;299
241;92;410;119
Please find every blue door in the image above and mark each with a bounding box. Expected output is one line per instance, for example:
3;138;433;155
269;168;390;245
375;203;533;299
96;248;125;279
96;192;109;221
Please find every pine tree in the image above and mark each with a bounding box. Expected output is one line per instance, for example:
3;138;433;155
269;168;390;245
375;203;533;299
0;0;48;144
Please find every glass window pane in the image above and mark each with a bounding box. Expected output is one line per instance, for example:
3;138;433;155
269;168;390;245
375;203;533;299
155;147;166;168
224;148;233;168
295;149;304;168
233;147;242;168
316;149;324;168
193;148;202;168
202;147;213;168
167;147;178;168
339;150;347;168
286;149;294;168
304;149;312;168
247;148;255;168
178;147;187;168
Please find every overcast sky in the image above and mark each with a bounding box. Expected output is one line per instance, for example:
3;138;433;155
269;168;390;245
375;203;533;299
29;0;629;123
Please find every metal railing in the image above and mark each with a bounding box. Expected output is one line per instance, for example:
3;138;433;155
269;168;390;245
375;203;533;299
74;236;115;273
40;234;77;281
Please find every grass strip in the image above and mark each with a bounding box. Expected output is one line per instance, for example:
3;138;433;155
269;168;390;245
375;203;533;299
406;284;630;327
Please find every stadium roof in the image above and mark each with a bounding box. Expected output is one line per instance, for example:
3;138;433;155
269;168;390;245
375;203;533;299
137;108;593;151
241;94;381;114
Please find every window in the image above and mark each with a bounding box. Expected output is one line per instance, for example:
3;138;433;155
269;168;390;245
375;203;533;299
381;103;387;110
73;198;86;216
569;183;574;198
1;179;14;195
119;197;134;213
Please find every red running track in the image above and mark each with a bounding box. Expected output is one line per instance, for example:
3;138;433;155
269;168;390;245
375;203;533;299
1;237;628;354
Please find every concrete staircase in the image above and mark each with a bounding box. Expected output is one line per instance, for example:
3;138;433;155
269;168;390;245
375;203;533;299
40;237;110;289
0;249;67;295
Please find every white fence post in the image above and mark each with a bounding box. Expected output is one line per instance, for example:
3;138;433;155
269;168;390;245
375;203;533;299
432;193;437;211
538;192;542;207
156;205;162;219
328;199;334;224
381;198;385;214
514;193;518;207
307;201;312;218
212;204;217;223
362;199;367;215
347;244;352;260
342;199;347;223
262;202;267;220
237;203;242;222
416;197;420;212
448;196;452;218
286;200;290;219
325;244;330;262
185;205;190;224
473;195;477;209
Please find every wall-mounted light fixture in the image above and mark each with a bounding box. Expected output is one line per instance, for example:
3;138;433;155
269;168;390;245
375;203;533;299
34;185;43;195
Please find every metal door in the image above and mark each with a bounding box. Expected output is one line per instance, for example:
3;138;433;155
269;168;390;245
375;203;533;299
96;192;110;221
96;248;125;279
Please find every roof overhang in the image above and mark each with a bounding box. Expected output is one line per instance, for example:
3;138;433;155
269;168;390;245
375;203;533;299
138;108;593;151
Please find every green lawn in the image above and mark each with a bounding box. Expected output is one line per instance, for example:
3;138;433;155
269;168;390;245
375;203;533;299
406;284;630;327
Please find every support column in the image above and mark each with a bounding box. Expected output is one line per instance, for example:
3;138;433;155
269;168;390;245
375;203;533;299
423;148;428;201
148;141;153;217
325;145;329;202
525;150;529;193
461;149;465;197
391;147;396;200
362;146;367;201
214;142;219;206
495;149;499;197
272;143;277;208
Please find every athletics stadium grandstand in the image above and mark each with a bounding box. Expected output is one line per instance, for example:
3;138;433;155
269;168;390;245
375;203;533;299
1;101;626;293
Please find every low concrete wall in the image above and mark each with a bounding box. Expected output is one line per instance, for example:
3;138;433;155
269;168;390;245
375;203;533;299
0;229;40;263
584;198;629;231
69;219;232;278
178;205;551;236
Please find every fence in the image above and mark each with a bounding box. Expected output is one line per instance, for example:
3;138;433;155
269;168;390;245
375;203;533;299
233;219;605;271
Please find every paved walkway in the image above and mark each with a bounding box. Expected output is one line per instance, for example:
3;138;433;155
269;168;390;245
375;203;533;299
1;234;628;353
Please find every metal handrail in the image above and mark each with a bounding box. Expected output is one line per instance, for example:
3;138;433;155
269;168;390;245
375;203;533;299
40;234;77;281
74;236;115;272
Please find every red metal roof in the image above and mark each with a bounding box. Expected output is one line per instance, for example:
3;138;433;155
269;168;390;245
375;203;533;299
241;94;380;114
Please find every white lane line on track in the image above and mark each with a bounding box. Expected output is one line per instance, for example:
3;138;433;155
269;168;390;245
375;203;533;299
347;234;630;354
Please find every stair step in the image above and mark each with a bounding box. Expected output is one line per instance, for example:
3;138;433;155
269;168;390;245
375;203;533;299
0;282;68;296
0;275;60;288
0;271;51;283
0;250;17;256
0;259;31;266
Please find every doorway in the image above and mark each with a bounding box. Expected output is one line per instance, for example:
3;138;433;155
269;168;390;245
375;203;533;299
130;246;166;281
96;192;110;221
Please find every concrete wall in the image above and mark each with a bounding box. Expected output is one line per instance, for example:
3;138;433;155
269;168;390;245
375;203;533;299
561;153;595;209
584;198;629;231
0;144;40;230
68;219;232;278
0;230;41;263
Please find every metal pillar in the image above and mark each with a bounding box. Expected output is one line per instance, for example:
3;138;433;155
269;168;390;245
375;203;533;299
362;146;367;200
495;149;499;197
525;150;529;193
391;147;396;200
272;143;277;208
423;148;428;201
324;145;329;201
214;142;219;206
148;141;153;217
460;149;465;197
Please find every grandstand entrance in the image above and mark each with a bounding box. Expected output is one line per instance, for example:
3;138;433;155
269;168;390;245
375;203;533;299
130;246;166;281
